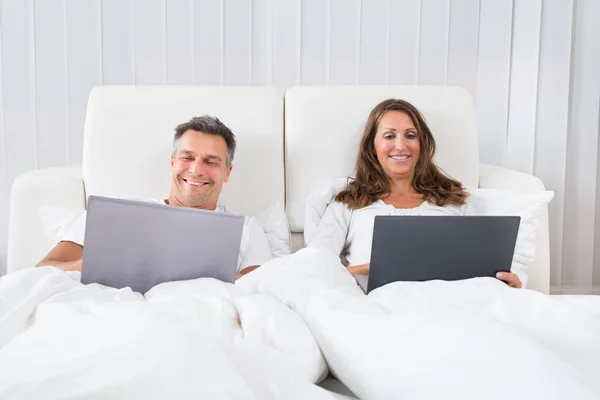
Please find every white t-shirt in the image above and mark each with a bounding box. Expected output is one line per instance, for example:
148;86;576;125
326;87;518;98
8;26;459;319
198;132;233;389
309;199;475;291
60;199;272;273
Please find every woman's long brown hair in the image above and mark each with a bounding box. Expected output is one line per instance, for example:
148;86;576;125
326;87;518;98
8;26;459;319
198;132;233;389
336;99;469;209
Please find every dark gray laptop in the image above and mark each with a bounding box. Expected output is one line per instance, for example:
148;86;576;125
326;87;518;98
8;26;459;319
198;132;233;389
367;215;520;294
80;195;244;293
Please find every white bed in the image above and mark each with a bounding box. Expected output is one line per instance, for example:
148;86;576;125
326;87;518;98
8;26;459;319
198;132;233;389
3;85;598;399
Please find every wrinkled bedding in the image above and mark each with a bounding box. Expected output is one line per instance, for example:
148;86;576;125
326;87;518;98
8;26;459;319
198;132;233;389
2;251;600;400
239;248;600;400
0;267;330;399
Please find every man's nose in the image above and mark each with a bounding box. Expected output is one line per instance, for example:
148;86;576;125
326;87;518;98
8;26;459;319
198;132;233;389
188;160;205;176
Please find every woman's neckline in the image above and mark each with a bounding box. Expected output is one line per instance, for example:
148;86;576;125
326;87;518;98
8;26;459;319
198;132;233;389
377;199;428;210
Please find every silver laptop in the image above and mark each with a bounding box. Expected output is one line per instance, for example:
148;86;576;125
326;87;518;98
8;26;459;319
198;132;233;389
367;215;520;294
80;195;245;293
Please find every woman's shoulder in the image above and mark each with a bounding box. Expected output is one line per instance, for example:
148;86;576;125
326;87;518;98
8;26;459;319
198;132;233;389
325;199;354;215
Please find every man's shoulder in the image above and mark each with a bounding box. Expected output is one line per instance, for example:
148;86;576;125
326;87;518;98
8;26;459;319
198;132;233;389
216;205;253;227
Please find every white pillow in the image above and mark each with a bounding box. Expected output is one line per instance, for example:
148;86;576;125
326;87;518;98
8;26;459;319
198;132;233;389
304;179;553;288
38;203;292;260
253;202;292;258
465;187;554;288
304;178;348;246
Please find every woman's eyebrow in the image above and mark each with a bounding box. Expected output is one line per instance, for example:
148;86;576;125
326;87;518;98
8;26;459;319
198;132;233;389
380;127;417;132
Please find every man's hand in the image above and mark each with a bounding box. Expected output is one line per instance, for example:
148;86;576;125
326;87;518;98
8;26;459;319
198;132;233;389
496;272;522;288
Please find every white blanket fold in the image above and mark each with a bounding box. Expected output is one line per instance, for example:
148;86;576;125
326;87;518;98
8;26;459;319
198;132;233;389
0;267;330;400
3;253;600;400
238;248;600;400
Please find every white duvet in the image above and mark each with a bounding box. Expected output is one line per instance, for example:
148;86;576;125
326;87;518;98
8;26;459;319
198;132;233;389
0;267;331;399
239;248;600;400
2;252;600;400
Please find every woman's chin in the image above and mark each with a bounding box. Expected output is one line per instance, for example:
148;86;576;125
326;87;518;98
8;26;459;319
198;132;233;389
385;168;415;179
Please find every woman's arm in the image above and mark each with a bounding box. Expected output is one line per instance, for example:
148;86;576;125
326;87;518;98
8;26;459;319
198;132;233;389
308;202;350;258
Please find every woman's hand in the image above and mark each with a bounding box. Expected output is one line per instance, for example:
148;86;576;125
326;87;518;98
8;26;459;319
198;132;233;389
496;272;522;288
346;263;370;276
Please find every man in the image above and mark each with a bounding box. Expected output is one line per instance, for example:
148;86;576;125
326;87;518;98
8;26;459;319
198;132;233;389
36;116;271;279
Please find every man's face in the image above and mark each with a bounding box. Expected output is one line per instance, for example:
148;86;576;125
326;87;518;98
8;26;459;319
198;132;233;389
169;130;232;209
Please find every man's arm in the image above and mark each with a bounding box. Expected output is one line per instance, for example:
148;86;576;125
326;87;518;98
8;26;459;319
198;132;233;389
35;241;83;272
238;265;260;276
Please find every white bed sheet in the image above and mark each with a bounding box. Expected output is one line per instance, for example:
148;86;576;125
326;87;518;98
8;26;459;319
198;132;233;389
317;295;600;400
239;248;600;400
2;258;599;400
0;267;331;399
551;294;600;318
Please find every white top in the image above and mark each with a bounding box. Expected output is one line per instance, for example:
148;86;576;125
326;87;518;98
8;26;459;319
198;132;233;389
309;199;475;291
60;199;272;273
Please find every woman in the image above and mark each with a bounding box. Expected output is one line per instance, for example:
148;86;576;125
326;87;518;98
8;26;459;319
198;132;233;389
310;98;522;291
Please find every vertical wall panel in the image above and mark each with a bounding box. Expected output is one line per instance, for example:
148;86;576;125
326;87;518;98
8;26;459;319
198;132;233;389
505;0;542;175
165;0;194;84
534;0;574;291
358;0;387;84
0;13;8;275
252;0;272;86
66;0;102;162
301;0;328;85
418;0;450;85
565;0;600;292
133;0;165;84
475;0;513;166
193;0;222;84
34;0;68;169
0;0;37;182
595;98;600;291
388;0;420;85
223;0;252;85
329;0;360;84
271;0;301;88
447;0;480;98
0;0;37;275
102;0;135;85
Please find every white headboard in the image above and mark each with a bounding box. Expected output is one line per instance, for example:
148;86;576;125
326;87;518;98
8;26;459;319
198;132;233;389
83;86;284;216
7;84;551;293
284;86;480;232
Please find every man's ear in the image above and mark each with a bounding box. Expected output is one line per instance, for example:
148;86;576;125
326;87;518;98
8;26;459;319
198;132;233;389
224;163;233;182
170;153;175;167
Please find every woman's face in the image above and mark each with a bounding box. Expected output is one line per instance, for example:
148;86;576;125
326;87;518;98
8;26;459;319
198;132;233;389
373;111;420;181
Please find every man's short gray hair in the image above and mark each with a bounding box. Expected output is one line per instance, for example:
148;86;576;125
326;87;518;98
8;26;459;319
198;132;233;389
172;116;236;166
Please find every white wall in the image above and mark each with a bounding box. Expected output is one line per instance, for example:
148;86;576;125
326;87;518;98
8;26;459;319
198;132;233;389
0;0;598;293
